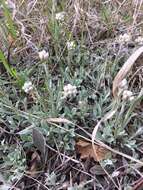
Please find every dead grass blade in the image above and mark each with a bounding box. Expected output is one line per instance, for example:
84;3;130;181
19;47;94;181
112;46;143;97
91;109;117;161
91;109;119;189
46;117;72;124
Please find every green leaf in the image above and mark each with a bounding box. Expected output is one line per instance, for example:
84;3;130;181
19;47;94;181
0;50;12;75
0;0;17;39
0;50;20;82
32;128;46;162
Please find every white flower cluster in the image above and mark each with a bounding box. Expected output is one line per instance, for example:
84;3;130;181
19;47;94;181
135;36;143;45
119;78;128;90
122;90;134;101
67;41;75;50
118;79;134;101
55;12;66;21
38;50;49;61
61;84;77;99
117;33;131;44
22;81;34;93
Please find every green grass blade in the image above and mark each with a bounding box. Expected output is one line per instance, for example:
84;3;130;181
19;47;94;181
0;0;17;38
0;49;13;75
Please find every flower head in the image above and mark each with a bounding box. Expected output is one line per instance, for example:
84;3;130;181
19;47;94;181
122;90;134;101
117;79;135;101
135;36;143;45
22;81;33;93
55;12;65;21
62;84;77;99
117;33;131;43
38;50;49;61
119;79;128;90
67;41;75;50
